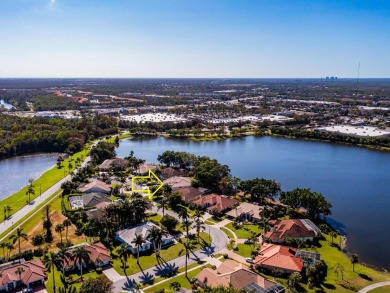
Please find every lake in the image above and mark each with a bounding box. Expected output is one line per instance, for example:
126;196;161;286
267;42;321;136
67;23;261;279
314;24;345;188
0;154;59;200
116;136;390;270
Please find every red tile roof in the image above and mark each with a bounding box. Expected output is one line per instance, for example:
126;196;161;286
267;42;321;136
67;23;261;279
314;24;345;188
197;259;276;289
65;242;111;267
265;219;319;242
0;259;46;286
254;243;303;272
192;194;238;212
173;186;204;203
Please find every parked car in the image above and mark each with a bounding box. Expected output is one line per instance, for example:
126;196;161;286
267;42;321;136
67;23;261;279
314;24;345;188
245;257;254;263
244;239;254;244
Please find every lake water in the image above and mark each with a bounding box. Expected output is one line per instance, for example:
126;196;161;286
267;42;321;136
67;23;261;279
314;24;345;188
116;136;390;270
0;154;59;200
0;99;13;110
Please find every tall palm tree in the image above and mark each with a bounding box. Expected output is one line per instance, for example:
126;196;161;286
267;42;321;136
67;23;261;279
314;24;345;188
131;234;146;264
15;266;25;284
351;254;359;272
177;207;190;221
117;244;130;273
157;197;169;217
26;184;35;204
63;219;72;242
194;218;205;243
181;219;193;244
183;241;195;279
9;227;28;263
44;252;62;293
193;209;204;222
55;224;65;243
56;246;72;276
4;205;12;221
72;246;91;281
147;226;160;256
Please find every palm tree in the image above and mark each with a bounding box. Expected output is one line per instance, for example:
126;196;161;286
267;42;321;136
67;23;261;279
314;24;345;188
55;224;65;243
177;207;190;221
63;219;72;242
44;252;62;293
181;219;193;242
131;234;146;264
183;241;195;279
193;209;204;222
4;205;12;221
9;227;28;262
72;246;91;281
148;226;168;258
15;266;25;284
351;254;359;272
330;231;338;245
194;218;205;243
6;242;14;259
157;197;169;217
26;183;35;204
56;246;72;276
117;244;130;273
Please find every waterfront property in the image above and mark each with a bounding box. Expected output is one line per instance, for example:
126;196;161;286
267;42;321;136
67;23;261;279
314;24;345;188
254;243;304;274
265;219;321;243
197;259;285;292
0;259;46;292
160;167;189;180
115;222;174;254
317;125;390;137
78;178;111;194
226;202;263;222
163;176;193;189
135;162;159;175
192;194;238;213
99;158;129;171
173;186;208;204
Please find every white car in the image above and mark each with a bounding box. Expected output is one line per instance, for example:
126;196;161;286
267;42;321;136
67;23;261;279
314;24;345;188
245;257;254;263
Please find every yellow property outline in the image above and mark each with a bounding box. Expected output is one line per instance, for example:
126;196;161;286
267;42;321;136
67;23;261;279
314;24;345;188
132;169;164;199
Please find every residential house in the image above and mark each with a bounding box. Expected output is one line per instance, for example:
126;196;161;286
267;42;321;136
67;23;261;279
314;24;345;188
254;243;303;274
0;259;46;292
86;201;111;220
192;194;238;213
197;259;284;293
69;193;112;209
78;179;111;194
265;219;321;243
160;167;188;180
63;242;111;271
172;186;208;204
226;202;263;222
163;176;192;189
115;222;174;254
99;158;128;171
134;163;159;175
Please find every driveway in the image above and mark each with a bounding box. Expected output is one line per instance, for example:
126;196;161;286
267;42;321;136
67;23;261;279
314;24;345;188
357;281;390;293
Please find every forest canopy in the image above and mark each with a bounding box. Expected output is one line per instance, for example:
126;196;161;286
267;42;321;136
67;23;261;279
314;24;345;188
0;114;118;159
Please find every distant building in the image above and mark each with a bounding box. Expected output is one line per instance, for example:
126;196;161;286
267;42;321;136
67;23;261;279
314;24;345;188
0;259;46;292
116;222;174;254
265;219;321;243
160;167;188;180
69;193;112;209
197;259;285;292
173;186;208;204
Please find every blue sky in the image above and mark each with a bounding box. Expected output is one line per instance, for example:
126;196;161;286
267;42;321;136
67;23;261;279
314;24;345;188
0;0;389;78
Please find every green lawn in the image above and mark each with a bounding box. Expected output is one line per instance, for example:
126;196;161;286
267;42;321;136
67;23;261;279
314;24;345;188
221;226;235;240
225;222;262;239
46;263;101;293
144;265;212;293
235;243;256;258
112;232;211;276
0;146;89;223
261;234;390;293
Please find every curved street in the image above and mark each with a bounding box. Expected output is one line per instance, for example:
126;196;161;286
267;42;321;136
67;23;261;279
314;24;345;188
357;281;390;293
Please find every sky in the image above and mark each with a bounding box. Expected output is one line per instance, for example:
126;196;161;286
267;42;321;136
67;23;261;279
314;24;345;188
0;0;390;78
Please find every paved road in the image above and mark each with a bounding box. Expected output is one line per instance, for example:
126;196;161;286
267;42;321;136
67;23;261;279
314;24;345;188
0;156;91;239
112;224;228;292
358;281;390;293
